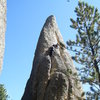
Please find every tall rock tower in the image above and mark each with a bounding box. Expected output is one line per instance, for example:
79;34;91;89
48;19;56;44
0;0;6;72
22;15;85;100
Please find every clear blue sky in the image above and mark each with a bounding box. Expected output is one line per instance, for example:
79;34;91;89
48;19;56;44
0;0;100;100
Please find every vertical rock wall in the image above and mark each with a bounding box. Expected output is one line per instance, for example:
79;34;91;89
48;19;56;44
0;0;6;72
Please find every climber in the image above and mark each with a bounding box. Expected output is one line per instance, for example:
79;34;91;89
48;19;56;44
49;43;59;57
53;43;59;49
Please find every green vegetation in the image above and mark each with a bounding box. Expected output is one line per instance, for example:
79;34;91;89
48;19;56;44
0;84;8;100
67;1;100;99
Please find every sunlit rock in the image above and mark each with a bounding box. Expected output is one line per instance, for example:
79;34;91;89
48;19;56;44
22;15;85;100
0;0;6;73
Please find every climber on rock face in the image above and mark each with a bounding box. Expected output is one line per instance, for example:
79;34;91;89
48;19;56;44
53;43;59;49
49;46;54;57
49;43;59;57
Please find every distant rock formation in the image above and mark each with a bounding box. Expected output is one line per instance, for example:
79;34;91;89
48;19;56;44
0;0;6;73
22;15;85;100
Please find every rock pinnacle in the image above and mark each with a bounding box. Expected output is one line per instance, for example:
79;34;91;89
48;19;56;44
22;15;85;100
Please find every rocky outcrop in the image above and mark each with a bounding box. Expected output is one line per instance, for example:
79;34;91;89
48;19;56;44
22;15;85;100
0;0;6;72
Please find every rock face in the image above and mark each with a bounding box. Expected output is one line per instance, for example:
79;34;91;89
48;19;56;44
22;15;85;100
0;0;6;72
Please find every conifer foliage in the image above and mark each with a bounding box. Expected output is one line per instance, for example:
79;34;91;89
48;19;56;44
67;1;100;99
0;84;8;100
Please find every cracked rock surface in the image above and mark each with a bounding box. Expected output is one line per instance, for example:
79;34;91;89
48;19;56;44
0;0;6;72
22;15;85;100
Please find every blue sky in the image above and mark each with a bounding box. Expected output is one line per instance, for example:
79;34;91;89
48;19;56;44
0;0;100;100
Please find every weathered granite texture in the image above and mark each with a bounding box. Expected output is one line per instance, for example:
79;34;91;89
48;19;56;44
0;0;6;72
22;15;85;100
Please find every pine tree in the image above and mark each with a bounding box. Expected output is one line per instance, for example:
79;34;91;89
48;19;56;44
67;1;100;99
0;84;8;100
